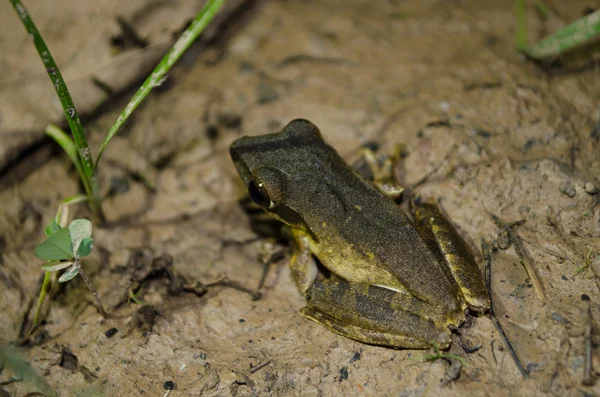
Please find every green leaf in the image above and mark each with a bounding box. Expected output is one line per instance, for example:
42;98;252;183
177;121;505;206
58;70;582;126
76;237;93;258
41;261;74;272
35;228;73;260
44;221;61;236
58;265;80;283
525;10;600;59
68;219;92;255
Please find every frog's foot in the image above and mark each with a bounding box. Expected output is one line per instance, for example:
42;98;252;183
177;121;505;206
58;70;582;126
351;145;405;201
301;278;451;349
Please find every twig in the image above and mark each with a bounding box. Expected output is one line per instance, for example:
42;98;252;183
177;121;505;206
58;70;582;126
184;277;262;301
250;360;271;374
482;239;529;378
520;237;568;261
77;263;108;318
582;295;595;386
408;145;456;192
490;214;546;302
257;249;286;290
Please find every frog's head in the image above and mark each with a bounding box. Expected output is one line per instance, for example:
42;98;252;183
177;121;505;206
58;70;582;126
229;119;328;227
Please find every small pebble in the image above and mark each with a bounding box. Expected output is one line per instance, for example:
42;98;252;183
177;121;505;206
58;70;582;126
256;80;279;103
497;232;511;250
559;181;576;197
339;366;349;381
551;312;570;324
105;328;118;338
216;112;242;128
163;380;175;390
584;182;596;194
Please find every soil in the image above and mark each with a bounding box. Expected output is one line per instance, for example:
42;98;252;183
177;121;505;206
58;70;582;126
1;1;600;396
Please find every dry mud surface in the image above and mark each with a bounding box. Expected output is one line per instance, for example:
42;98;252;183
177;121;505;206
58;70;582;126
1;1;600;396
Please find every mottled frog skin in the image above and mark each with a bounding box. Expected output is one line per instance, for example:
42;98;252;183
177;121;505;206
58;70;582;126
230;119;489;348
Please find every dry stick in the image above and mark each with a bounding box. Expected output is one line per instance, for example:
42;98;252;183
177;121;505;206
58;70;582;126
77;261;108;318
582;296;595;386
490;214;546;302
184;277;262;301
257;249;287;290
206;278;262;301
482;239;529;378
250;360;271;374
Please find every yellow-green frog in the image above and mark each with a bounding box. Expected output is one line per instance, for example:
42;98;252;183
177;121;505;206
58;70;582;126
229;119;489;349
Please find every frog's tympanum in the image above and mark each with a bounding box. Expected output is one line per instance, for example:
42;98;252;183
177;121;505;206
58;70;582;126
230;119;490;349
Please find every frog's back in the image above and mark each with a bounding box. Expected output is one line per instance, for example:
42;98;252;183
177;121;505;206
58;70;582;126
300;146;464;318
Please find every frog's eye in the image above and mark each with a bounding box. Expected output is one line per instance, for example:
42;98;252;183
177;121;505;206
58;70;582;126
248;181;272;208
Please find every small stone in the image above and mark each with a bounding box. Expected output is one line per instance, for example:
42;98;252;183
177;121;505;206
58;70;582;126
590;124;600;142
216;112;242;128
497;232;511;250
256;80;279;103
105;328;118;338
110;177;129;194
551;312;570;324
584;182;596;194
339;366;349;381
163;380;175;390
559;181;576;197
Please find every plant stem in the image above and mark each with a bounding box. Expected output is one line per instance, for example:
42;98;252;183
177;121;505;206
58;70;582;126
89;175;105;225
23;271;52;341
515;0;529;51
77;262;108;318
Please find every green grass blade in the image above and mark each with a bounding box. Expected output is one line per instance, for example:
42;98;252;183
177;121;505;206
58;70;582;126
9;0;94;178
25;271;52;338
94;0;225;168
526;9;600;59
54;194;88;226
45;124;93;199
515;0;529;51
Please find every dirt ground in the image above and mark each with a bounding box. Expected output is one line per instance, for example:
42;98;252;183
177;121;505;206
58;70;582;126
1;0;600;396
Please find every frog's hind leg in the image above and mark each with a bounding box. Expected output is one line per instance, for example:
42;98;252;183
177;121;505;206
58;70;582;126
301;277;451;349
412;200;490;312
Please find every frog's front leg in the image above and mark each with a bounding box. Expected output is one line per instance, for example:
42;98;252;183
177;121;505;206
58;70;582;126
289;228;319;294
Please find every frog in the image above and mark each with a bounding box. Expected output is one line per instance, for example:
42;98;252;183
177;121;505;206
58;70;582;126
229;119;490;349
